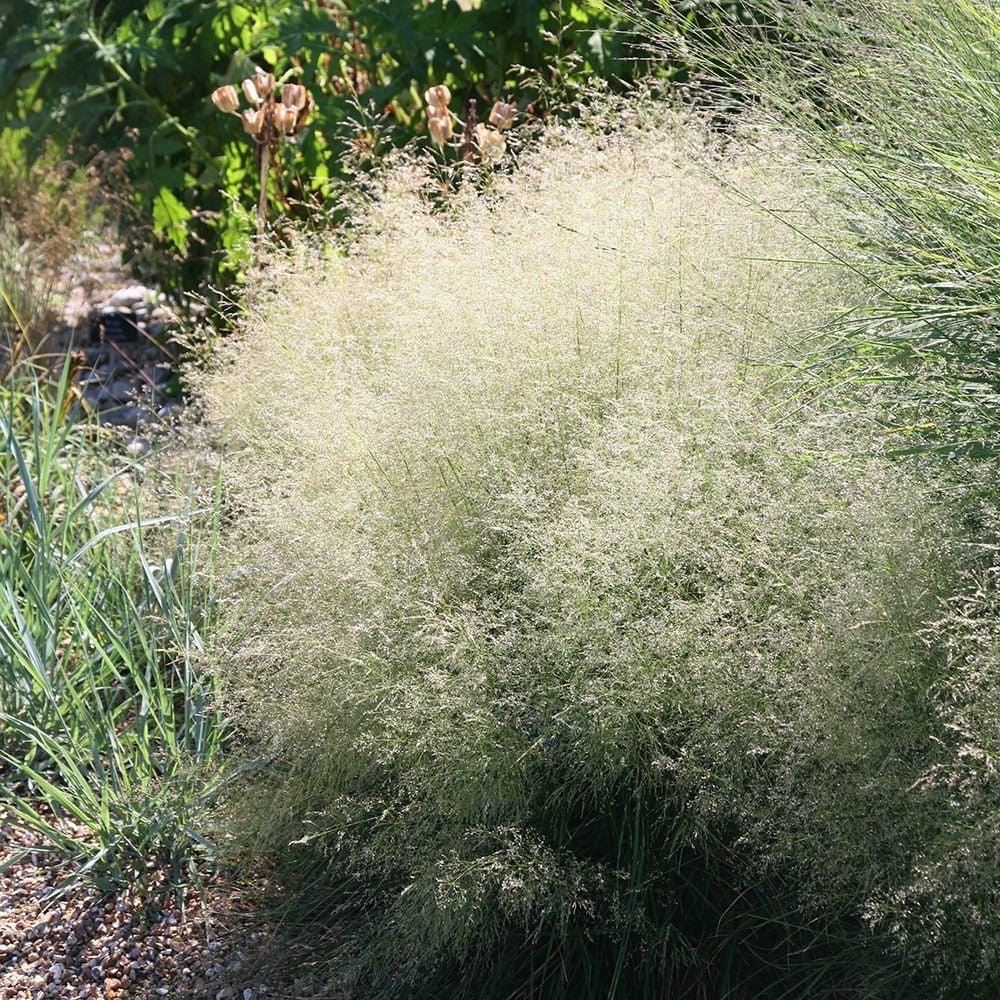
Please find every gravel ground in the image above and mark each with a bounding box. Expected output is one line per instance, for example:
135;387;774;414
0;820;333;1000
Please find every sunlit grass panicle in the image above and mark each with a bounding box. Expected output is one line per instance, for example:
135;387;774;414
203;114;955;997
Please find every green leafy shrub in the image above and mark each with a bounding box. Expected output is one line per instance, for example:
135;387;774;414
202;114;979;996
0;0;644;289
0;371;227;894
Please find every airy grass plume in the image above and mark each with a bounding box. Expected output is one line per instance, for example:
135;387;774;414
203;113;959;996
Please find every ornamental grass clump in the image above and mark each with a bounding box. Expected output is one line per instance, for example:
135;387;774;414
204;116;961;996
0;369;227;895
658;0;1000;458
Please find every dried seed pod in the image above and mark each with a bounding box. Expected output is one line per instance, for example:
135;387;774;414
252;71;275;98
242;78;263;106
281;84;308;110
271;104;288;133
424;84;451;110
488;100;516;130
274;104;299;134
474;123;506;165
428;110;453;148
210;85;240;114
241;108;263;136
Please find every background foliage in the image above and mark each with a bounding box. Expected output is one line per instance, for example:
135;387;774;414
0;0;646;290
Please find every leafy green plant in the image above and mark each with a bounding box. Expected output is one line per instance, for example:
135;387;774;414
0;0;642;290
0;368;227;895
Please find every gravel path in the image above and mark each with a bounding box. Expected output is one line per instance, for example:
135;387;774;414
0;821;331;1000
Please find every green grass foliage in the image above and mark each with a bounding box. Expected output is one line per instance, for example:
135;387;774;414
0;372;226;894
669;0;1000;459
198;115;1000;996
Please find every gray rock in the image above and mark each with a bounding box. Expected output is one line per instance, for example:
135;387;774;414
140;363;172;387
103;284;152;309
82;346;110;366
107;378;138;403
156;402;185;421
100;405;156;429
81;386;111;410
146;321;171;340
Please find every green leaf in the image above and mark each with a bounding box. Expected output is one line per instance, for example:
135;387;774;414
151;186;191;253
